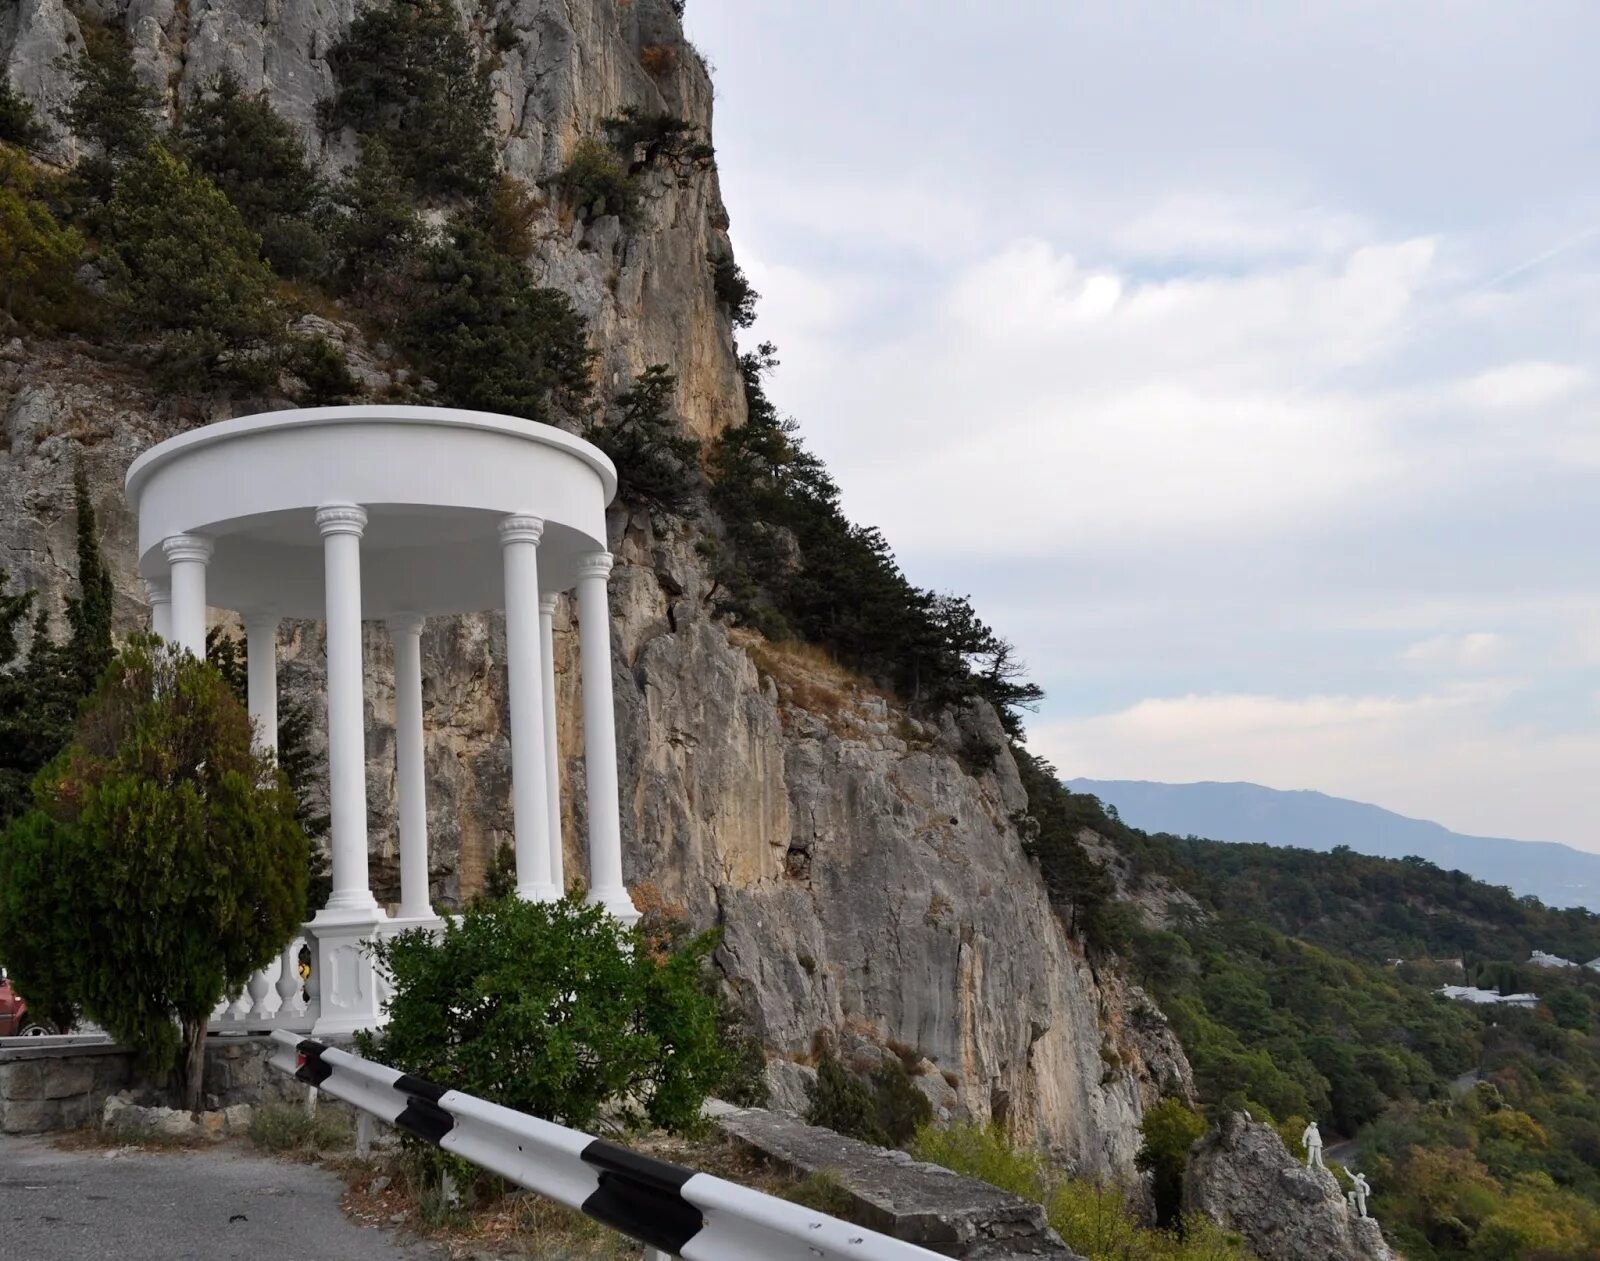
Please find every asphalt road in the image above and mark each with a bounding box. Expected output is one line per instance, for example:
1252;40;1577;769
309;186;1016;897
0;1134;441;1260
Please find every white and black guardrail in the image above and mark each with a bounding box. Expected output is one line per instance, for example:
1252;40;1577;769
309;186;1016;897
268;1029;944;1261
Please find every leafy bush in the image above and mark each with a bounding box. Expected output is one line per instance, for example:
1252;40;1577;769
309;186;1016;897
0;144;85;328
584;365;701;512
360;895;732;1132
400;223;594;420
177;73;329;278
0;639;308;1111
101;144;287;388
805;1051;931;1148
553;137;638;223
322;0;496;198
806;1052;881;1144
0;81;48;151
909;1123;1049;1200
709;251;758;327
289;335;359;405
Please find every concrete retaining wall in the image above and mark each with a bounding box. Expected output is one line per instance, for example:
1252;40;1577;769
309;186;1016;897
0;1034;340;1135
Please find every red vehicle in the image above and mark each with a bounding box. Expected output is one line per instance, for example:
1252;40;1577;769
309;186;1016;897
0;967;41;1037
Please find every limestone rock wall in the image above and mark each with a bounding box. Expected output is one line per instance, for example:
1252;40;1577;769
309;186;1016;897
0;0;1182;1172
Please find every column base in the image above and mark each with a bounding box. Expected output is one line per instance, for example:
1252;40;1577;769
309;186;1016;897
517;881;562;903
309;904;387;1036
587;885;641;926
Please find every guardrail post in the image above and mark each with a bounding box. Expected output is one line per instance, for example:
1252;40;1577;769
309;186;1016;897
356;1112;374;1159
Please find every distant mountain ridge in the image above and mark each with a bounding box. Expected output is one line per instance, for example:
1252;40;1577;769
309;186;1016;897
1066;778;1600;913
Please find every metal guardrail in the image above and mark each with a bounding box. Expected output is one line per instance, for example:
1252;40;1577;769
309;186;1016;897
268;1030;944;1261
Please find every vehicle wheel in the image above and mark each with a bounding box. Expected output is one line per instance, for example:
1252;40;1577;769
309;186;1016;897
20;1024;51;1037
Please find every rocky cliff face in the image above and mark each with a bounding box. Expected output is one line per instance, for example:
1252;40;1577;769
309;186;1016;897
1185;1112;1395;1261
0;0;1182;1171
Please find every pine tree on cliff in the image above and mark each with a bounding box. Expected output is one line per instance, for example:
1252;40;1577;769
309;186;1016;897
0;467;115;824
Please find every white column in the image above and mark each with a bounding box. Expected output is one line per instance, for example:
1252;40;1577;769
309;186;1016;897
244;613;279;754
161;535;212;657
315;504;377;915
539;593;564;896
145;576;172;641
310;504;382;1037
388;613;433;920
575;552;637;923
500;515;557;901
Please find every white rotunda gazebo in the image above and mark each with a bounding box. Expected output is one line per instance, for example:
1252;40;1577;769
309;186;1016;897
125;406;639;1034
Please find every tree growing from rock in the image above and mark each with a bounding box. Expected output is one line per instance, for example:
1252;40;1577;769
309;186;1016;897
0;639;308;1111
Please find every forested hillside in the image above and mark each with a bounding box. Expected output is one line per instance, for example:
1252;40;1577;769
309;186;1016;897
1055;782;1600;1259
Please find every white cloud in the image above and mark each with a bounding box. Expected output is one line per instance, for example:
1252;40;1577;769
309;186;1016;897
1109;192;1370;261
1401;632;1507;670
1456;361;1588;410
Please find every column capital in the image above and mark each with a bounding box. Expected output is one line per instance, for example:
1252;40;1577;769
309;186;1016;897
576;550;614;580
386;612;426;636
144;578;171;606
316;503;368;537
242;608;279;631
539;592;560;616
499;513;545;545
161;534;213;565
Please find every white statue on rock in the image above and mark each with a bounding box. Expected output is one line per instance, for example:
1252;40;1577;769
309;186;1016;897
1347;1170;1371;1218
1302;1119;1325;1170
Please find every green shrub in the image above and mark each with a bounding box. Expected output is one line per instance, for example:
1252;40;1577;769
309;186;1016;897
101;143;287;388
584;365;701;512
553;137;637;223
805;1052;931;1148
248;1102;353;1154
909;1123;1049;1200
288;335;359;405
400;222;594;421
806;1052;883;1145
0;639;308;1112
177;72;329;279
782;1171;861;1221
360;895;733;1133
322;0;496;198
1137;1098;1207;1227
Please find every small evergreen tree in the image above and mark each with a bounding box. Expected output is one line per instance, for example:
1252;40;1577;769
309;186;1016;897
0;81;48;151
329;138;423;301
553;137;637;223
401;222;594;421
599;106;713;177
62;29;162;206
709;251;758;328
0;470;115;825
585;364;702;513
177;72;329;278
101;143;286;388
322;0;496;199
0;639;307;1110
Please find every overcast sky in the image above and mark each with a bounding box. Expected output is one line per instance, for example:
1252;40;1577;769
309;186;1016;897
684;2;1600;850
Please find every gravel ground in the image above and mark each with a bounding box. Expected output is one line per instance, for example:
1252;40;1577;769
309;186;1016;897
0;1134;443;1260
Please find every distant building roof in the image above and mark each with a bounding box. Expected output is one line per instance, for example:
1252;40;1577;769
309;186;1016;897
1436;985;1540;1007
